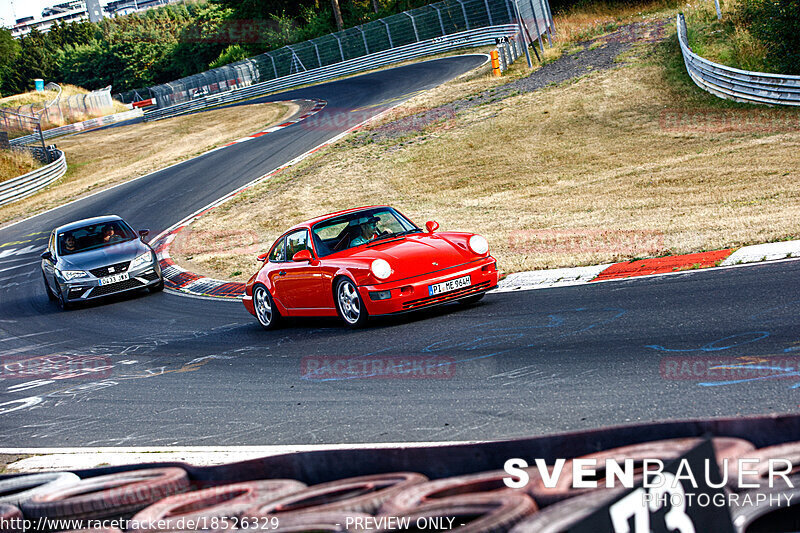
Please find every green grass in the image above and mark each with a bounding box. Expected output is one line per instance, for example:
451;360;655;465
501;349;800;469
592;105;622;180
683;0;770;72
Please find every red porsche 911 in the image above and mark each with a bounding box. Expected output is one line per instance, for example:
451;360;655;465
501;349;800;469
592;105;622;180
243;206;498;328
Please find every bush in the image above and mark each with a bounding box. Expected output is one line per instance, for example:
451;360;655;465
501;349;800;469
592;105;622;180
209;45;251;68
736;0;800;74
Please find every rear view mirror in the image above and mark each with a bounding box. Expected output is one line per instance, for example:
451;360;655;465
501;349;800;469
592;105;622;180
139;229;150;237
426;221;439;233
292;249;312;262
257;252;269;262
41;251;53;261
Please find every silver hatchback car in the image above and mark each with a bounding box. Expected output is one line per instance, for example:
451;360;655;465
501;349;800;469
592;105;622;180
41;215;163;309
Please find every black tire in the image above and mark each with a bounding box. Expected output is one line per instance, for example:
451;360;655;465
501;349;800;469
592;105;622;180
730;480;800;533
0;472;80;507
510;489;627;533
130;480;306;532
245;473;428;517
529;437;754;506
42;272;57;301
334;277;368;328
253;284;281;330
55;284;71;310
727;441;800;491
0;504;23;533
260;512;372;532
21;467;190;521
380;467;539;515
460;293;485;305
149;277;164;293
375;493;537;533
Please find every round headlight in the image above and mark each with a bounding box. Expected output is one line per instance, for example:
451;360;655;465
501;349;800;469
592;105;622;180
468;235;489;255
370;259;392;280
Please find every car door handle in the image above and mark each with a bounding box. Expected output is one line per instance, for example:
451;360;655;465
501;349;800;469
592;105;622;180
279;270;287;276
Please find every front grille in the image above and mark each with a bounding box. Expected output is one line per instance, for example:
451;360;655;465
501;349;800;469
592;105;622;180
89;278;143;297
89;261;130;278
402;281;491;310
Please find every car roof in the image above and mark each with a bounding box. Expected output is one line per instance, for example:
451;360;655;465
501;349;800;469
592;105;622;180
288;206;391;231
55;215;124;233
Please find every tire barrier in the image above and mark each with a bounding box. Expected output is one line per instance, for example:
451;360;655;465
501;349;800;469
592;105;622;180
509;489;627;532
528;437;754;506
15;415;800;532
245;473;428;516
61;530;124;533
379;468;540;515
727;441;800;491
0;472;80;507
0;149;67;207
373;493;537;533
677;13;800;106
129;480;307;531
731;480;800;533
21;468;190;521
0;505;22;533
261;512;372;532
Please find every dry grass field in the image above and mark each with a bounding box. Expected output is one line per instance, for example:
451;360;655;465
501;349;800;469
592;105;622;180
0;151;41;184
174;19;800;281
0;102;294;226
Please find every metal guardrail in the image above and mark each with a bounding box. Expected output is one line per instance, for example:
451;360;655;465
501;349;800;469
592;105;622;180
0;150;66;207
145;0;552;110
677;14;800;106
10;109;143;146
144;25;523;122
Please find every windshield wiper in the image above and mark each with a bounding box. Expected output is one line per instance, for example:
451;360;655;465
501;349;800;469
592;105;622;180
390;228;423;238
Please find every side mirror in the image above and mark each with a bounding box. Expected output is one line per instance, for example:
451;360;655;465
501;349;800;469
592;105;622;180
426;221;439;233
292;249;313;262
41;250;53;261
257;252;269;262
139;229;150;237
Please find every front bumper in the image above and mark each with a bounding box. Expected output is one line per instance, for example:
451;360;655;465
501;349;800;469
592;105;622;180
359;257;498;316
58;261;162;302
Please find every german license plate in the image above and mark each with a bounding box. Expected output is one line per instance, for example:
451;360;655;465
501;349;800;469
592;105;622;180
99;272;129;286
428;275;471;296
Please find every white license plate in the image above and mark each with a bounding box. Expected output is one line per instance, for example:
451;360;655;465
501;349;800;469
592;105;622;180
428;275;471;296
99;272;129;286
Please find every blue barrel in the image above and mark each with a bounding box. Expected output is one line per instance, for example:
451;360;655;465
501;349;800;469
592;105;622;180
34;79;44;91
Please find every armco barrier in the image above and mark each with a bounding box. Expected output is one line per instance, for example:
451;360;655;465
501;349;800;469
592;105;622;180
0;150;66;207
677;14;800;106
144;25;523;122
10;109;143;147
145;0;552;110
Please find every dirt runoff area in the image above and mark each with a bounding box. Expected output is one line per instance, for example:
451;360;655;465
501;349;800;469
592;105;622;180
171;16;800;281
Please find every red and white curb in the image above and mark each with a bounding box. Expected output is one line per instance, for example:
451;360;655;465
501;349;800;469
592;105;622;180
495;241;800;293
220;99;326;147
153;98;415;300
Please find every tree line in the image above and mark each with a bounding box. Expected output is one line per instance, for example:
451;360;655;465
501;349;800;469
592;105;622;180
0;0;436;97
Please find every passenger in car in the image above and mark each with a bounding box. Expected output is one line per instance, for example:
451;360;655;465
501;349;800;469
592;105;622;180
100;225;122;244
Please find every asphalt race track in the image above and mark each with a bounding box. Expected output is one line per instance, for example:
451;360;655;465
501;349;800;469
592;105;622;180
1;55;799;446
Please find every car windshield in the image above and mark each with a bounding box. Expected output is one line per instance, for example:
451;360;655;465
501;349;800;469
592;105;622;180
58;220;136;256
311;207;419;257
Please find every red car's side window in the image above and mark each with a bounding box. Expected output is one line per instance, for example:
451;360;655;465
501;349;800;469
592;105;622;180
268;238;286;262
